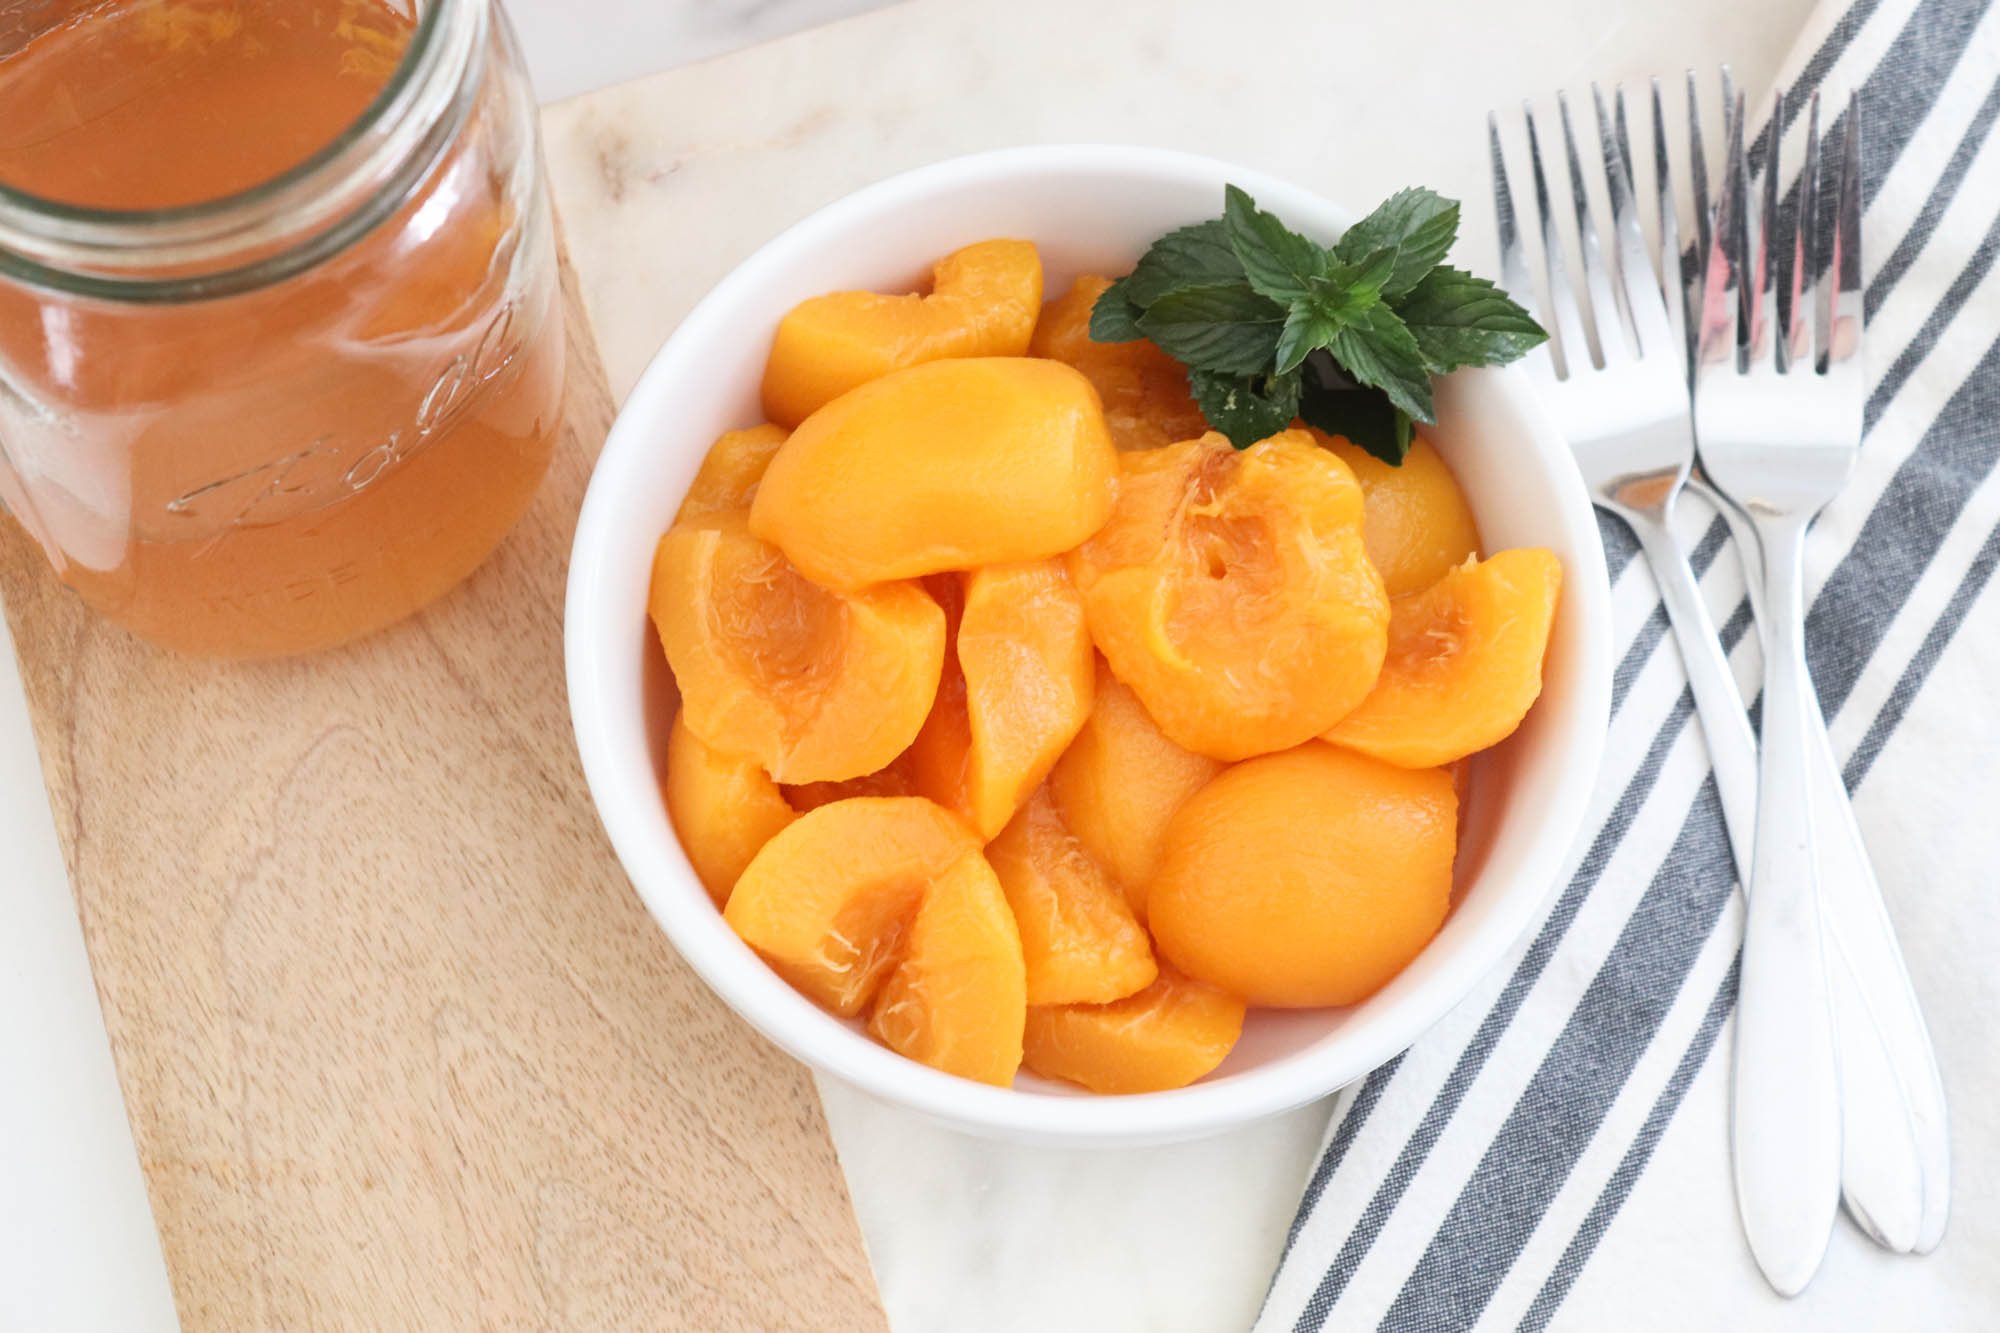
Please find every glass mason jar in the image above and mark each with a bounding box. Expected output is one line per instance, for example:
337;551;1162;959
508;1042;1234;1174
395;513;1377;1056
0;0;564;658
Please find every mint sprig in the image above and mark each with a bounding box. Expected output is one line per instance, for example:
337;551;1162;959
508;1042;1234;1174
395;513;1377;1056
1090;184;1546;463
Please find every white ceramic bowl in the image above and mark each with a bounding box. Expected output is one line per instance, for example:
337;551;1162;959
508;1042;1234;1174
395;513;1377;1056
566;145;1612;1146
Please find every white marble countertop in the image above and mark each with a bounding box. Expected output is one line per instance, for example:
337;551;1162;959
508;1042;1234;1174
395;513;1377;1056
0;2;1818;1331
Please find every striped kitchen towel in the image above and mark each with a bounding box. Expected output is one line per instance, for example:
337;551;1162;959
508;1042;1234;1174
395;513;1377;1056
1257;2;2000;1329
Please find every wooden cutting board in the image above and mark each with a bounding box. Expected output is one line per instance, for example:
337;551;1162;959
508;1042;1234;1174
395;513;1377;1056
0;246;887;1332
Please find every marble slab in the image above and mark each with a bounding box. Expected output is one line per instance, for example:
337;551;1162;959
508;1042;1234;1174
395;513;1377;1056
536;1;1815;1328
507;0;895;102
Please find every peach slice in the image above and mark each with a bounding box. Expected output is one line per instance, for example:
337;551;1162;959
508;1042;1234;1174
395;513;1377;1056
984;786;1156;1006
749;356;1117;590
1312;429;1483;598
867;851;1029;1087
1067;430;1389;761
1023;967;1246;1094
1326;548;1562;768
663;710;796;904
674;424;789;524
761;239;1044;427
1046;660;1220;920
1148;742;1457;1007
726;796;1026;1086
1029;274;1208;451
649;511;944;783
724;797;967;1015
905;562;1095;838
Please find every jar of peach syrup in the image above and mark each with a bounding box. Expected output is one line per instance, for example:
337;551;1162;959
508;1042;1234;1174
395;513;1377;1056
0;0;564;657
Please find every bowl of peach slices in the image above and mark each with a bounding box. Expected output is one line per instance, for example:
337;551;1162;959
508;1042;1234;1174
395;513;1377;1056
567;145;1612;1144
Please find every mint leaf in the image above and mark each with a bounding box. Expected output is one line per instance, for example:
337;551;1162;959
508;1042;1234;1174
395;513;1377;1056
1325;303;1434;423
1395;265;1549;372
1089;275;1146;342
1275;303;1341;374
1189;368;1301;449
1137;282;1285;376
1320;247;1396;306
1125;219;1244;307
1333;188;1461;300
1299;383;1414;464
1224;185;1329;306
1276;249;1398;373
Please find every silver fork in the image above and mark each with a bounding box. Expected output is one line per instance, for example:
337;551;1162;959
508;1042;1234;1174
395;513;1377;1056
1489;83;1926;1289
1684;82;1949;1261
1695;88;1870;1294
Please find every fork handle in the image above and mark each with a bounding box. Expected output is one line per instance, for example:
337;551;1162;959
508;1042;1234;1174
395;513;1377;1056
1734;511;1843;1296
1632;509;1922;1253
1629;512;1759;869
1813;708;1952;1252
1690;479;1950;1253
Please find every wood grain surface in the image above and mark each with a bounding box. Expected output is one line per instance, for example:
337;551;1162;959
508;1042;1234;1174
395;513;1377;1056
0;247;887;1332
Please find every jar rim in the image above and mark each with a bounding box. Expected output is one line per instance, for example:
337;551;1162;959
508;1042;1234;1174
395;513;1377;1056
0;0;488;301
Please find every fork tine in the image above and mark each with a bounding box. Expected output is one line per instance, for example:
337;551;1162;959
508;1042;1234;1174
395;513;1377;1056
1559;90;1624;363
1698;87;1751;375
1719;66;1742;275
1597;83;1674;359
1613;83;1637;183
1653;77;1690;378
1687;70;1713;269
1526;103;1593;379
1612;82;1644;296
1489;112;1555;383
1490;113;1535;312
1825;91;1865;378
1614;79;1649;326
1751;90;1784;373
1789;94;1822;369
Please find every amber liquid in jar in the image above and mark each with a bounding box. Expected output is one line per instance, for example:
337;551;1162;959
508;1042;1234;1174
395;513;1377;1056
0;0;563;656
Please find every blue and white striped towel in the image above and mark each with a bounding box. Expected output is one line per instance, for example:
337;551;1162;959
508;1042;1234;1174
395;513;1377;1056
1257;2;2000;1328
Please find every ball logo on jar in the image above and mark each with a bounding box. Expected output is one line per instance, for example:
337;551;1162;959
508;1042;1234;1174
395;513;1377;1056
166;299;524;539
344;301;522;491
